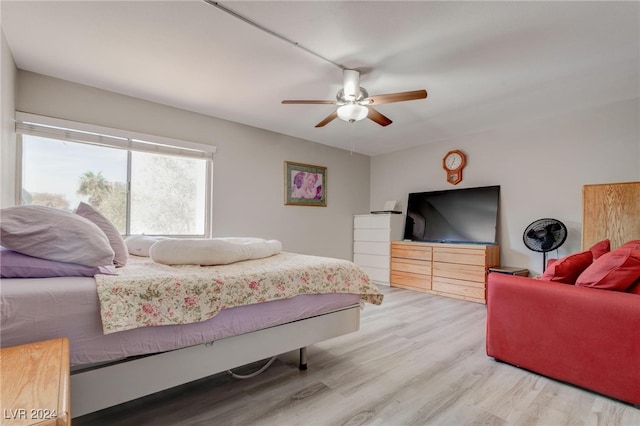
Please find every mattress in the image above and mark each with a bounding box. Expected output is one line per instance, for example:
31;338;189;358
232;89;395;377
0;274;360;366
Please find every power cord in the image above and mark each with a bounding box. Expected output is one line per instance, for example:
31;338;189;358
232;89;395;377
227;356;277;379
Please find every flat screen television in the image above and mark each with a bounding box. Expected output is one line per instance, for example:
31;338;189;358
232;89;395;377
403;185;500;244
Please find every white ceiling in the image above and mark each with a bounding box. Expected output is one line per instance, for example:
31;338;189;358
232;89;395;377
2;1;639;156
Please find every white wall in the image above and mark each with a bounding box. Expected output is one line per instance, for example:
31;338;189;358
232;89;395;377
0;29;17;208
10;69;640;271
14;71;371;260
371;98;640;275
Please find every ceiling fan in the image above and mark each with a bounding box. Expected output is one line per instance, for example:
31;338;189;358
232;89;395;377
282;69;427;128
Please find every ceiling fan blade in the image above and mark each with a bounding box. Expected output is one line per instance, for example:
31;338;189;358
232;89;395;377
365;89;427;105
315;111;338;127
282;100;336;105
367;107;393;127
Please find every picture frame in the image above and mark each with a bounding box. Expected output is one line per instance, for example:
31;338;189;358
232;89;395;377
284;161;327;207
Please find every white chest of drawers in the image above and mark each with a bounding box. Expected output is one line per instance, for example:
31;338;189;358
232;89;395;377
353;214;404;285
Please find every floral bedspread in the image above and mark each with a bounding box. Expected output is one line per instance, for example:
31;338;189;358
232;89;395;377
95;252;383;334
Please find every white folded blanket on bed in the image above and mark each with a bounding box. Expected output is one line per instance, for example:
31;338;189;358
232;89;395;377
148;237;282;265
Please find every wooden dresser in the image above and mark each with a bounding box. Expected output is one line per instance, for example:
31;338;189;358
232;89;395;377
391;241;499;304
0;338;70;425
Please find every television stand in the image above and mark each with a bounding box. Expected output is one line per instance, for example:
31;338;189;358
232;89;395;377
390;241;500;304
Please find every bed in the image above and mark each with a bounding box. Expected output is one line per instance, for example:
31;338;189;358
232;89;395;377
1;251;382;417
1;205;383;416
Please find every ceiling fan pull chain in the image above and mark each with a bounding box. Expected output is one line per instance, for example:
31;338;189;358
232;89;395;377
350;123;355;155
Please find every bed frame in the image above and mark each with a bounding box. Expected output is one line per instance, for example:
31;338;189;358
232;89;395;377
71;304;360;417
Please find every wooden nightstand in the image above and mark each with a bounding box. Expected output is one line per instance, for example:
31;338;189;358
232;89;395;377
1;338;70;425
488;266;529;277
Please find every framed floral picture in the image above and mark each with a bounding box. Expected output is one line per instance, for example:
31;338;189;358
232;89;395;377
284;161;327;206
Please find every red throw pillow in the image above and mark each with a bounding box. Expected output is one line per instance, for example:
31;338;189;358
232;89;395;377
618;239;640;250
539;250;593;284
575;248;640;291
588;239;610;260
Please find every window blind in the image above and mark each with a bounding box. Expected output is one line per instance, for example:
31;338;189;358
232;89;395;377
15;112;216;160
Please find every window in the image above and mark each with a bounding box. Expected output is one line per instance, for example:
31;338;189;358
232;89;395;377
17;113;215;237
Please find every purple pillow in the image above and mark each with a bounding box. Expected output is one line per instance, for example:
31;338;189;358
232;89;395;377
75;202;129;267
0;248;117;278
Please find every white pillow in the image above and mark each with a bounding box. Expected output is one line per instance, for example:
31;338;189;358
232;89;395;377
125;235;169;257
149;238;282;265
75;202;128;267
0;205;115;267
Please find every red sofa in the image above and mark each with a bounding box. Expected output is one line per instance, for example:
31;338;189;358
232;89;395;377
486;272;640;406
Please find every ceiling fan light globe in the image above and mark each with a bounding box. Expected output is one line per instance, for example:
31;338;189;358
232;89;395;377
337;104;368;122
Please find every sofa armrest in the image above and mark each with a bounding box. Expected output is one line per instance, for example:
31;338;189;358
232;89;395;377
486;273;640;405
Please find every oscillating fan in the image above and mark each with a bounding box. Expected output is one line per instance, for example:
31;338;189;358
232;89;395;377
523;218;568;271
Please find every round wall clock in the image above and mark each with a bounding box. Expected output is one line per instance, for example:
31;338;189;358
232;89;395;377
443;149;466;185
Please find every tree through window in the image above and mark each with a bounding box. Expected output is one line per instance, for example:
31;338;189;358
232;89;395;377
20;127;211;237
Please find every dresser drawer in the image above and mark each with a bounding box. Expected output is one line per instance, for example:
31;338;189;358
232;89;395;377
433;247;486;266
354;241;390;256
354;215;392;229
354;253;389;269
354;229;391;242
390;271;431;290
391;243;432;261
432;277;485;300
391;258;431;275
433;262;486;283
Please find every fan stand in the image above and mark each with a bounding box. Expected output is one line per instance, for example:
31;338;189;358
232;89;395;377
542;252;549;272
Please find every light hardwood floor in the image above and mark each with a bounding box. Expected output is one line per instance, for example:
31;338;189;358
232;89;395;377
75;286;639;425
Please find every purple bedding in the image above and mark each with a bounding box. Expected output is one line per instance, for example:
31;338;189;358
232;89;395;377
0;275;360;366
